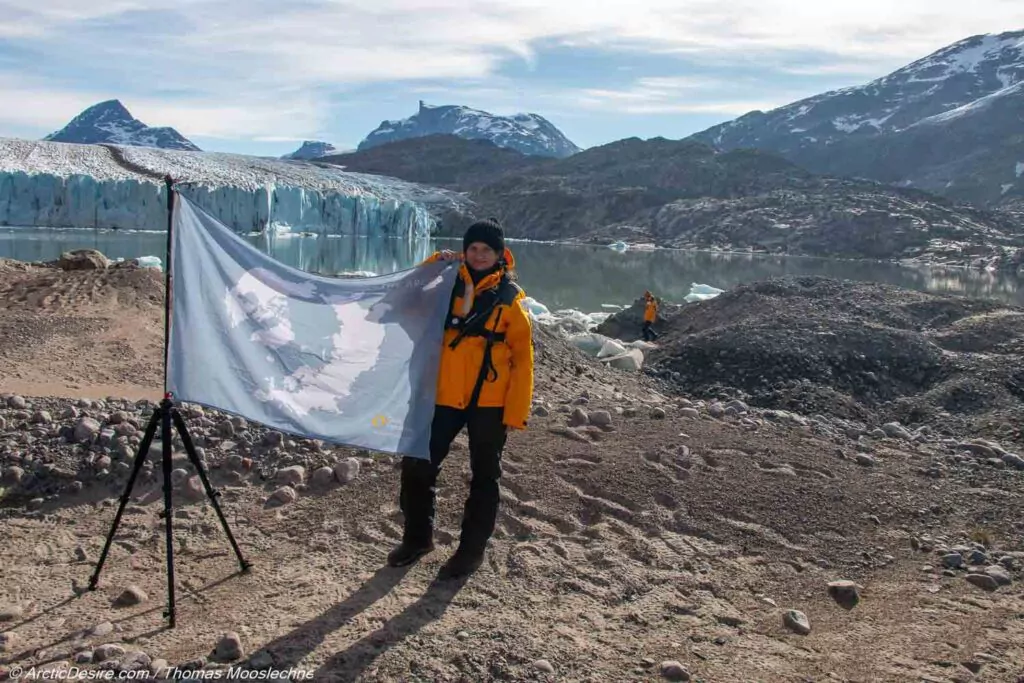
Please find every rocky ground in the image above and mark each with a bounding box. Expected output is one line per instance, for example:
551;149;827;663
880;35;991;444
1;261;1023;682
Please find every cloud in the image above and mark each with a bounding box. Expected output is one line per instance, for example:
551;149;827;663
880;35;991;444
2;0;1022;143
0;76;330;140
565;75;803;115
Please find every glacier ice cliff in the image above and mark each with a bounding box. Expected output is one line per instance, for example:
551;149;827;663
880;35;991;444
0;138;467;237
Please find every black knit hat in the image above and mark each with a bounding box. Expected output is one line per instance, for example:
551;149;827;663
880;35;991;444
463;217;505;256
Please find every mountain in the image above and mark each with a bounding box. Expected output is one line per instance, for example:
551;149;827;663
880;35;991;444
319;134;547;188
282;141;340;160
440;137;1024;266
358;101;580;158
690;30;1024;208
44;100;200;151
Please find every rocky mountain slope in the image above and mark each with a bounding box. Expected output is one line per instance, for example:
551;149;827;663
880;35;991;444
320;134;544;189
282;141;339;160
358;101;580;159
690;30;1024;209
44;100;200;152
451;137;1024;266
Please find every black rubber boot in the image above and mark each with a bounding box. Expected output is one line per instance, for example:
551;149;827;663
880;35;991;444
386;540;435;567
437;546;485;579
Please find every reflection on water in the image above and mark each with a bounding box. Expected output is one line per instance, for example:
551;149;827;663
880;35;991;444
2;227;1023;311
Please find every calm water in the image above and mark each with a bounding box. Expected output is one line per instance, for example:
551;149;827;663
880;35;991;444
3;226;1024;311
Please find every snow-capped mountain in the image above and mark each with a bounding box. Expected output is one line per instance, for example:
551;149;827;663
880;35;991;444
282;140;340;160
358;101;580;158
44;100;200;152
690;30;1024;208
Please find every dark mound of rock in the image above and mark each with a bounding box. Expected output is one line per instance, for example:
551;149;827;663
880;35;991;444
605;276;1024;443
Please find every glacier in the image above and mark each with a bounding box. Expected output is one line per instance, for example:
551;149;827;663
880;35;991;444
0;138;467;237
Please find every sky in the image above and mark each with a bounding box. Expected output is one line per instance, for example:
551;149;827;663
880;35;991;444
1;1;1022;158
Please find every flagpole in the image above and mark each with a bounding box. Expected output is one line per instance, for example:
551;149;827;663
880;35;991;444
163;174;174;398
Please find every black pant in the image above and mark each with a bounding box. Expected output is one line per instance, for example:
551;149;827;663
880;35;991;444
642;321;659;341
399;405;506;552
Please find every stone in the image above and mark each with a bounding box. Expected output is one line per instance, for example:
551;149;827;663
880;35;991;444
680;408;700;419
532;405;550;417
969;550;988;565
588;410;613;428
855;453;877;467
6;395;27;409
74;650;93;664
120;651;152;671
0;604;23;622
0;631;16;653
311;466;335;488
225;454;245;471
568;407;589;427
984;566;1012;586
827;580;861;610
942;553;964;569
1;466;25;485
334;458;360;484
94;643;127;661
183;475;205;500
725;399;749;414
30;410;52;424
170;468;190;486
1002;453;1024;470
90;621;114;636
660;661;690;681
651;407;667;419
214;632;244;661
533;659;555;674
965;573;999;591
58;249;109;270
113;586;148;607
216;420;235;438
275;465;305;487
73;417;102;443
268;486;297;506
881;422;912;440
783;609;811;635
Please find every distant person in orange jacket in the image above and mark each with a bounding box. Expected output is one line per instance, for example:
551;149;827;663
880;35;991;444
387;218;535;579
642;290;659;342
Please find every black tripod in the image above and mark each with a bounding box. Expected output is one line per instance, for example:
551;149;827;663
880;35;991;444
87;176;250;627
88;395;251;627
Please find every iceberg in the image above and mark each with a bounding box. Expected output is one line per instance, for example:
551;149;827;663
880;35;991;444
0;138;468;237
685;283;725;302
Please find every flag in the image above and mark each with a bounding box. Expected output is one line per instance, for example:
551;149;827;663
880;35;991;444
165;194;458;459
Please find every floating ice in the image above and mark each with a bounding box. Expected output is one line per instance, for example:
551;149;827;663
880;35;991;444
134;255;162;269
685;283;724;302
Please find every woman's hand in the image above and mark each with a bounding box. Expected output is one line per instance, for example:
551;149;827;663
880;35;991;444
437;249;460;261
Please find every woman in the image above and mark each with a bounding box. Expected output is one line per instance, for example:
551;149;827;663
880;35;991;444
387;218;534;579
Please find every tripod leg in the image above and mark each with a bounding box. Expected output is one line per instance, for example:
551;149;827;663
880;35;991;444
89;406;161;591
171;409;251;573
160;403;177;628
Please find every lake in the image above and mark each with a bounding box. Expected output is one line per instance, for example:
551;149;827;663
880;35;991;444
3;226;1024;311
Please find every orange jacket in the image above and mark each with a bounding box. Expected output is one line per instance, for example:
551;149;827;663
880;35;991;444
644;298;658;323
422;249;534;429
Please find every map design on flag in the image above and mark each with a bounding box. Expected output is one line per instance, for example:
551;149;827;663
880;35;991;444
166;195;457;459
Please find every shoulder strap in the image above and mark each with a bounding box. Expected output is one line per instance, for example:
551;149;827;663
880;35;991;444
496;277;522;306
